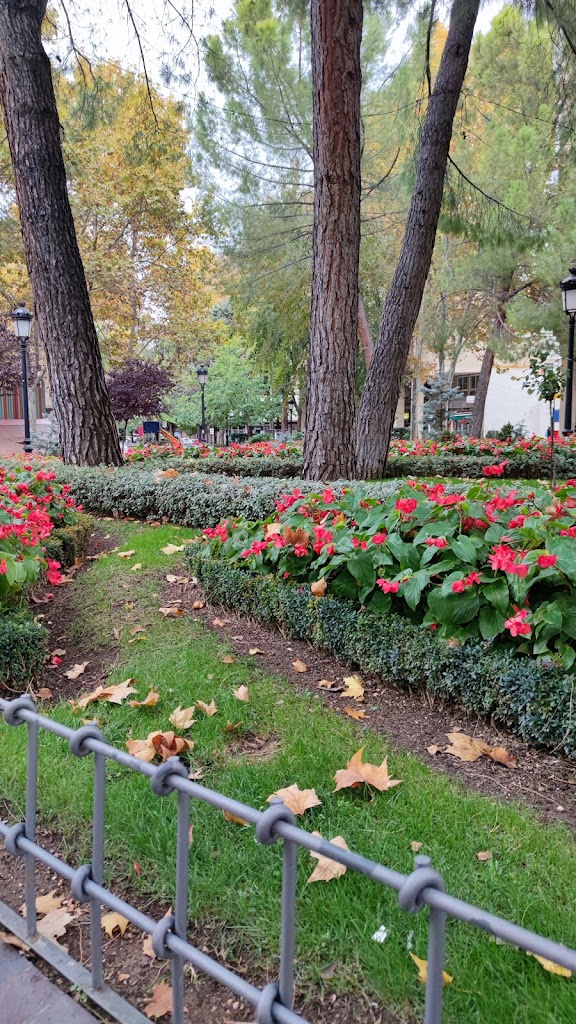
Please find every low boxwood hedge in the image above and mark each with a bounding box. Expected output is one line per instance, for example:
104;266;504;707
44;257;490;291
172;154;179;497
188;553;576;759
0;610;47;691
44;513;94;568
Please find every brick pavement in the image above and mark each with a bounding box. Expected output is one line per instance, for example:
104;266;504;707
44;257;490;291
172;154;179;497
0;939;99;1024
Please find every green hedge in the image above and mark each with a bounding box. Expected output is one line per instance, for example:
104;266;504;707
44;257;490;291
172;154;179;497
0;611;47;691
44;513;94;568
53;466;401;528
188;554;576;759
126;455;303;478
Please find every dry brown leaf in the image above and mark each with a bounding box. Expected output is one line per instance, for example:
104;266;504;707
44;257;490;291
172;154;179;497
142;934;156;960
128;690;159;708
50;648;66;658
161;544;185;555
222;655;235;665
133;862;142;877
248;647;265;656
0;931;31;952
159;606;184;618
72;679;137;710
318;679;336;689
333;747;402;793
233;685;249;702
196;699;218;717
193;599;206;609
341;674;364;701
189;767;205;780
155;468;180;480
223;721;243;732
527;952;572;978
264;522;282;538
35;890;63;916
411;842;423;853
311;577;327;598
37;908;74;942
292;659;308;673
144;981;173;1019
476;851;493;862
169;705;196;730
307;833;349;883
64;662;89;680
36;687;53;700
131;563;142;572
117;550;136;559
426;744;441;755
129;624;145;636
118;972;130;981
222;809;249;826
127;731;194;763
102;912;129;938
445;732;518;769
212;618;227;627
283;525;310;548
188;825;194;846
344;706;369;721
113;628;121;641
128;635;147;645
166;574;189;584
410;953;453;986
267;784;322;816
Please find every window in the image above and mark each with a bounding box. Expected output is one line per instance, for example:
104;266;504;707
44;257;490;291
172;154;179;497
454;374;479;397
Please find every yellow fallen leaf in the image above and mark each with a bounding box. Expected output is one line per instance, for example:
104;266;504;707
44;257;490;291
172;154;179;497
311;577;327;597
102;912;129;938
161;544;185;555
318;679;336;689
213;618;227;627
427;744;441;755
223;720;243;732
0;931;30;952
344;706;369;721
307;833;349;883
65;661;89;680
117;550;136;559
267;784;322;816
222;809;249;826
411;841;423;853
333;747;402;793
527;952;572;978
196;699;218;716
128;690;159;708
159;606;184;618
20;889;62;917
233;685;249;702
222;655;235;664
72;679;137;710
445;732;518;769
166;574;189;584
249;647;265;655
129;624;145;636
193;599;206;609
130;563;142;572
169;705;196;730
410;952;453;986
144;981;173;1019
37;908;75;941
341;674;364;701
142;934;155;959
292;659;308;673
476;850;493;862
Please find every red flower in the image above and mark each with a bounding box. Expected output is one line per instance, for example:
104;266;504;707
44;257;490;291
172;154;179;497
322;487;336;504
451;579;467;593
376;579;399;594
395;498;418;514
504;608;531;637
372;532;387;545
425;537;448;548
294;544;308;557
537;554;557;568
0;559;6;574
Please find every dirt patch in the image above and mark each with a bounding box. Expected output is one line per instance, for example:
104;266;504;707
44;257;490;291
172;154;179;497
173;578;576;833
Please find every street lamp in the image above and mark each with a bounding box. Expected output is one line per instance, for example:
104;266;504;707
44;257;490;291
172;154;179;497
11;302;33;454
561;268;576;435
196;364;208;442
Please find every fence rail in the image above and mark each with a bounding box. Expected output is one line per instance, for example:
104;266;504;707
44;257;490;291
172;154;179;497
0;693;575;1024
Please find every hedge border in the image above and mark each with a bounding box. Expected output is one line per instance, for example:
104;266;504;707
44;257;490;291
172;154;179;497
44;513;94;568
0;611;47;691
188;553;576;759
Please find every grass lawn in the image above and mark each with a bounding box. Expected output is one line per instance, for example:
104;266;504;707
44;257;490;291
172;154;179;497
1;520;575;1024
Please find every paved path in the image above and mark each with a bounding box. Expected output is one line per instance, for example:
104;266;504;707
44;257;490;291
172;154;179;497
0;939;99;1024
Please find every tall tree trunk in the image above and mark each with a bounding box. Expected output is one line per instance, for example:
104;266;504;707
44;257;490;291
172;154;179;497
303;0;363;481
469;346;494;437
358;294;374;369
355;0;480;478
0;0;121;466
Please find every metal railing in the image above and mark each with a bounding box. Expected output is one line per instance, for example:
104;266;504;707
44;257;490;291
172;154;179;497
1;694;575;1024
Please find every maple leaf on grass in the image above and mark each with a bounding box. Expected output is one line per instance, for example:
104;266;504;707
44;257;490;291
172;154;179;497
144;981;173;1020
169;705;196;730
267;784;322;816
161;543;185;555
333;747;402;793
65;661;89;680
233;685;249;702
159;606;184;618
117;550;136;559
72;679;137;710
340;674;364;701
445;732;518;769
527;952;572;978
307;833;349;883
196;699;218;716
222;809;249;826
223;720;243;732
127;732;194;763
102;912;129;938
128;690;159;708
410;953;453;986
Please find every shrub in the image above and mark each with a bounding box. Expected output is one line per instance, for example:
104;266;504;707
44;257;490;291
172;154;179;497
188;554;576;758
44;513;94;568
0;610;47;690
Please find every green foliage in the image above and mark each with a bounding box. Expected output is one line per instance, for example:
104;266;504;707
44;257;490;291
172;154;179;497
0;610;47;690
189;553;576;758
44;514;94;568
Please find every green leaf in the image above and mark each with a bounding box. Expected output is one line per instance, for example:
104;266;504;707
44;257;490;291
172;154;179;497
402;570;429;611
556;596;576;640
451;536;477;564
482;577;510;615
347;552;377;590
479;605;506;640
366;590;391;615
427;587;480;626
547;537;576;577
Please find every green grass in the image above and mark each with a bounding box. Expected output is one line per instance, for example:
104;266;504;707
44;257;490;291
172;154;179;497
1;520;575;1023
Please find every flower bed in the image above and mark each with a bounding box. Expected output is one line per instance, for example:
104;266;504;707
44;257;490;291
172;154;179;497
125;440;302;462
196;479;576;667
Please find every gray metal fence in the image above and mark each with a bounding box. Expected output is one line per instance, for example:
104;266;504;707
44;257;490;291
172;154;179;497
1;694;575;1024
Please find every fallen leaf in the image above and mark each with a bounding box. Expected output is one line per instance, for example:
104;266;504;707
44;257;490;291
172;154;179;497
445;732;518;769
189;767;205;780
72;679;137;710
128;634;147;644
193;599;206;609
129;624;145;636
222;655;235;665
131;563;142;572
318;679;336;689
476;850;493;862
188;825;194;846
144;981;173;1019
169;705;196;730
0;931;31;952
50;648;67;658
410;953;453;986
161;544;185;555
223;721;243;732
527;952;572;978
344;706;369;721
212;618;227;627
283;525;310;548
117;550;136;559
264;522;282;538
166;574;189;584
128;690;160;708
307;833;349;883
222;809;249;826
37;908;74;941
341;674;364;701
159;606;184;618
426;744;441;755
248;647;265;655
65;662;89;680
155;468;180;480
35;890;63;916
36;688;53;700
133;862;142;877
268;784;322;816
311;577;327;597
113;628;121;641
102;912;129;938
118;972;130;981
233;685;249;702
292;659;308;673
196;699;218;717
142;934;155;960
333;747;402;793
127;731;194;763
411;841;423;853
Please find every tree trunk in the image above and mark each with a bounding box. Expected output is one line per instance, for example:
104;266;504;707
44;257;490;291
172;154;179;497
358;294;374;369
469;346;494;437
303;0;363;481
0;0;121;466
355;0;480;478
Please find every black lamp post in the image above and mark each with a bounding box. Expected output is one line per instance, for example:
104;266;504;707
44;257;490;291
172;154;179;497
11;302;33;454
561;268;576;436
197;364;208;442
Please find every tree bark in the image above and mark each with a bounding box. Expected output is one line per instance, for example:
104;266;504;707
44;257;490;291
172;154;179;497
469;346;494;437
358;294;374;369
303;0;363;481
355;0;480;478
0;0;122;465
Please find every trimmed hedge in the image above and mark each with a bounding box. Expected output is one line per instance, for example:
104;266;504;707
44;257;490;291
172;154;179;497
188;554;576;759
125;455;303;478
44;513;94;568
53;466;401;528
0;611;47;690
